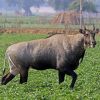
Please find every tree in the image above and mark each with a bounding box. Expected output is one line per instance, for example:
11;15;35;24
68;0;97;13
5;0;45;16
47;0;73;11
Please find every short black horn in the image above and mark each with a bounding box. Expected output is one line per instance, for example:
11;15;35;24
93;24;95;30
84;26;86;30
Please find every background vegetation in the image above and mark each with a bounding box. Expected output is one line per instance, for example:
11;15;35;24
0;34;100;100
68;0;97;12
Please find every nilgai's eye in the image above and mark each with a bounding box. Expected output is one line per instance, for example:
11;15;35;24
85;33;88;36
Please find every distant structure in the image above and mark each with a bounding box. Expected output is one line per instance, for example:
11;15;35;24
51;11;81;25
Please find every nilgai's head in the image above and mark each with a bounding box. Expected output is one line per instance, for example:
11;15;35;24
79;26;99;48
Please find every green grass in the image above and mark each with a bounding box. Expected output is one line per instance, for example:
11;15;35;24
0;34;100;100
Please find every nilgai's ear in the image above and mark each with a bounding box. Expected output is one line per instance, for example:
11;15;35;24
95;28;99;34
79;29;85;34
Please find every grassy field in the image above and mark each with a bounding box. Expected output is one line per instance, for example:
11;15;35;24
0;15;63;29
0;34;100;100
0;15;100;29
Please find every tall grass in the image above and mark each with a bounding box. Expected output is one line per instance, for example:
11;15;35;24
0;34;100;100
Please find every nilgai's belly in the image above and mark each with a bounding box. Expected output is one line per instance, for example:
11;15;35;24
31;59;56;70
31;54;56;70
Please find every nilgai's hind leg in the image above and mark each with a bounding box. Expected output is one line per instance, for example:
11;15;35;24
1;73;15;85
1;60;19;85
19;68;29;84
58;71;65;84
66;70;77;89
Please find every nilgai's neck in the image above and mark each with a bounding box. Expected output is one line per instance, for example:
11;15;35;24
63;34;85;53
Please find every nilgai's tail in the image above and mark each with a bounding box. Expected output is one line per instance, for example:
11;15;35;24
2;52;16;77
2;53;7;76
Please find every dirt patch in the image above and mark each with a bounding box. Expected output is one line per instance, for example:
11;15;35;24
0;27;99;36
0;27;67;34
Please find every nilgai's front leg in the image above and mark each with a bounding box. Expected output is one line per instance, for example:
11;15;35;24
58;71;65;84
19;68;29;84
66;70;77;89
1;73;15;85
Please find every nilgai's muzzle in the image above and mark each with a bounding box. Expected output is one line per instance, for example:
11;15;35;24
90;41;96;48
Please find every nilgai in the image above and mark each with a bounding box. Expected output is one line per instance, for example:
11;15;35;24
1;26;99;89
